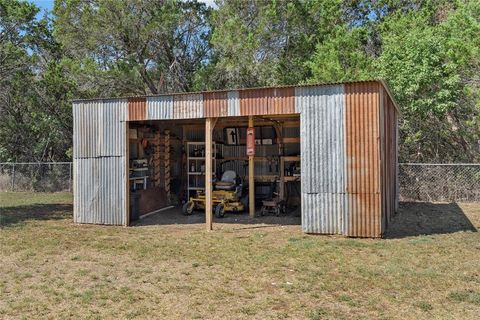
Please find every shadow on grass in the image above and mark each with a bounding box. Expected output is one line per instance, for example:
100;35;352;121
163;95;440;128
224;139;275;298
384;202;477;239
0;203;72;227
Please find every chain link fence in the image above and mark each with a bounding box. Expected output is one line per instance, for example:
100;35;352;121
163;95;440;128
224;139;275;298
399;163;480;202
0;162;72;192
1;162;479;202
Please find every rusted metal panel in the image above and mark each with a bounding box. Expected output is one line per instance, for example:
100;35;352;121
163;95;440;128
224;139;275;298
173;93;204;119
147;95;173;120
128;97;146;121
73;156;127;225
298;85;346;194
345;193;381;237
73;99;127;158
345;81;382;237
204;91;228;117
302;193;346;234
381;88;398;228
240;87;295;116
345;81;380;194
227;91;240;116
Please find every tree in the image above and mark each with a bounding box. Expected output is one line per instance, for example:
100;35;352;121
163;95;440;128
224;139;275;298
306;0;480;162
54;0;211;96
374;1;480;161
0;0;73;162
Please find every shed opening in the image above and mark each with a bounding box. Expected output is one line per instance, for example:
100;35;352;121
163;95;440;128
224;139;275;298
127;115;302;227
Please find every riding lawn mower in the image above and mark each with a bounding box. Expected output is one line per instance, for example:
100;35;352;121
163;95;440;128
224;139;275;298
182;170;248;218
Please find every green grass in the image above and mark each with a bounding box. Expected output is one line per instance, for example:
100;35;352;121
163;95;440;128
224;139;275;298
1;192;479;319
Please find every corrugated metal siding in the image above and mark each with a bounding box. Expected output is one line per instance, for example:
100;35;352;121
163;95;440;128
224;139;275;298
147;96;173;120
298;84;346;234
73;157;126;225
73;99;127;226
346;193;380;237
240;87;295;116
173;93;203;119
302;193;345;234
73;99;127;158
298;85;345;194
128;97;146;121
204;91;228;117
71;80;398;235
345;81;381;237
227;91;240;116
382;88;397;228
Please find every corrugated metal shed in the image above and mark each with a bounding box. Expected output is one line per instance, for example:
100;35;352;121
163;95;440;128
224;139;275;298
73;156;126;225
128;97;146;121
298;84;346;234
73;99;127;158
240;87;295;116
73;99;127;226
72;80;398;237
204;91;228;117
344;81;381;237
227;91;240;116
173;93;203;119
147;96;173;120
302;193;345;234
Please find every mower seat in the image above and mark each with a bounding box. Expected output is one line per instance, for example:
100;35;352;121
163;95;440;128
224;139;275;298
215;170;237;191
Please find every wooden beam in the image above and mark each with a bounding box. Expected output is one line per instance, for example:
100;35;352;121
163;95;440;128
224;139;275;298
164;129;171;204
125;123;130;227
153;131;161;187
248;116;255;218
283;137;300;144
205;118;214;231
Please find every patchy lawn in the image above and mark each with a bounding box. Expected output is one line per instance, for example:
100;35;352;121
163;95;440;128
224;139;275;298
1;192;479;319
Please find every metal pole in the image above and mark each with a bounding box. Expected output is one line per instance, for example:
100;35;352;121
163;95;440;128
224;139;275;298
11;163;15;191
69;162;72;192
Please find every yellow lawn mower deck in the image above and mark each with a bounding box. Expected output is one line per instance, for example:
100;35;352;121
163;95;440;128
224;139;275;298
182;170;246;218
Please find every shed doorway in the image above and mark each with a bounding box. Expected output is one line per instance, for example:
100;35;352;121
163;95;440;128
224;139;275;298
126;115;301;228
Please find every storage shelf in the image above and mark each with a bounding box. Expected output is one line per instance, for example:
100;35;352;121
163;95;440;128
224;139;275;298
187;142;218;196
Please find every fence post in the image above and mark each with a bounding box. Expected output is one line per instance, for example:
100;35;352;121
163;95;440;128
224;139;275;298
69;162;72;192
11;163;15;191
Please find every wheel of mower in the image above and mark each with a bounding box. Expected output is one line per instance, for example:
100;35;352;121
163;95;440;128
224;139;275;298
241;195;249;210
215;204;225;218
182;201;194;215
260;207;266;216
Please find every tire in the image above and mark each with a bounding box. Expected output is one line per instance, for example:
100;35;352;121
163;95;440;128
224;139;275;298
260;207;266;216
182;201;194;215
215;204;225;218
275;207;280;217
241;195;249;210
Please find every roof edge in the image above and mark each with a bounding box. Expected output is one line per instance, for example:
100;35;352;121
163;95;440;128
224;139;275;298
378;79;401;115
71;79;385;103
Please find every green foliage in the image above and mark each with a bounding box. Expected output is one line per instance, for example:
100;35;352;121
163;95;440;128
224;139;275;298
0;0;479;162
54;0;211;95
306;0;480;162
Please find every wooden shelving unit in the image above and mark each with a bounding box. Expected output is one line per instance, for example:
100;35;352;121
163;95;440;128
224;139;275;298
187;142;218;196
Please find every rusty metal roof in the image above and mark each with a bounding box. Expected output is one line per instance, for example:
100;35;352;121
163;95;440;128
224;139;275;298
71;79;400;113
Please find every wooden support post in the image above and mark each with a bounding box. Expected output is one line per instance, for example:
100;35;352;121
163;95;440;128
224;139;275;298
164;130;171;204
125;123;130;227
248;116;255;218
153;131;161;187
205;118;214;231
274;124;285;201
